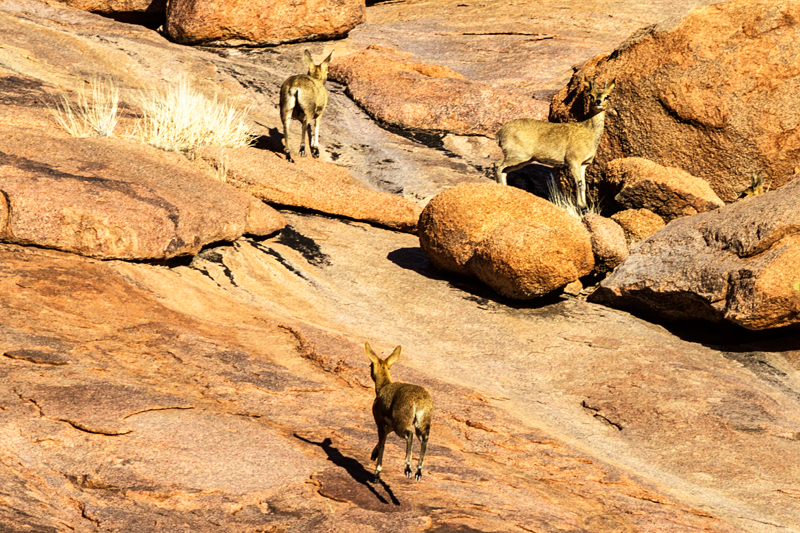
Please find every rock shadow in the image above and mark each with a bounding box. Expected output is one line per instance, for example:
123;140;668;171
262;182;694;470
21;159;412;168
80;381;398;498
387;247;567;311
662;319;800;354
295;435;401;507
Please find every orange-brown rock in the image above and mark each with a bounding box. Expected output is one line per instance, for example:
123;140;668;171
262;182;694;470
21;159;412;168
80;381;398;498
329;45;549;136
550;0;800;203
0;114;284;261
471;221;594;298
593;176;800;330
165;0;365;47
418;183;593;298
582;213;628;274
197;146;422;233
611;208;665;245
608;157;724;221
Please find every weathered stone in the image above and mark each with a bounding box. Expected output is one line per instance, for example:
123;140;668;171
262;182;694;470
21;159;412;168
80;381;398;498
593;177;800;330
608;157;724;221
196;146;422;233
470;221;594;298
418;183;593;297
582;213;628;274
611;208;665;245
550;0;800;203
165;0;365;47
0;120;285;260
54;0;166;27
329;45;549;136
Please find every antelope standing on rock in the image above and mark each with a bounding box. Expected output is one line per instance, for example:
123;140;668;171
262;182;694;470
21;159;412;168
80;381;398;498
495;77;616;214
279;50;333;163
364;342;433;482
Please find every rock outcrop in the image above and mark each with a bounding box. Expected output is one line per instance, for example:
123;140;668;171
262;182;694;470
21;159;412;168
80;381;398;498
165;0;365;46
418;183;594;298
329;45;549;136
550;0;800;203
592;176;800;330
0;106;284;261
54;0;166;27
196;147;422;233
611;208;665;244
582;213;628;274
608;157;725;221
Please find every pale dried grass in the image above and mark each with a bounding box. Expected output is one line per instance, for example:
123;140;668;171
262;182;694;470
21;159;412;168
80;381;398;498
50;77;119;138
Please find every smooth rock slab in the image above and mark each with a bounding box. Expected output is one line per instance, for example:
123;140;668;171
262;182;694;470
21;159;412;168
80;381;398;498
0;125;285;260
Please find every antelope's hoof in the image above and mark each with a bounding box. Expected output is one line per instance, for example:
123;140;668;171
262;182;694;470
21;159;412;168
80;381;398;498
415;469;423;482
373;472;381;483
299;145;306;157
404;464;413;479
311;146;320;159
284;150;295;164
580;207;589;216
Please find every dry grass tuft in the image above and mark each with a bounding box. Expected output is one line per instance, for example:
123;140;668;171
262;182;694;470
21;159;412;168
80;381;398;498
546;174;600;219
50;78;119;138
130;78;256;153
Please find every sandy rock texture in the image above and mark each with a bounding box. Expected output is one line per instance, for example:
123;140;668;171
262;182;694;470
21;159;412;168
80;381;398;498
593;176;800;330
608;157;725;221
197;147;422;233
418;183;594;298
165;0;366;46
329;44;549;136
582;212;628;274
551;0;800;203
611;208;666;244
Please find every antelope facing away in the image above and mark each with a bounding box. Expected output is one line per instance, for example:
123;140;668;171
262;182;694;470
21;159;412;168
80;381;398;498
279;50;333;163
364;342;433;482
495;77;616;214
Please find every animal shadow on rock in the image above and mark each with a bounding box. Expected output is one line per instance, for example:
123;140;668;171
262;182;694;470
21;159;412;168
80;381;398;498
294;435;401;506
252;127;286;154
386;247;566;311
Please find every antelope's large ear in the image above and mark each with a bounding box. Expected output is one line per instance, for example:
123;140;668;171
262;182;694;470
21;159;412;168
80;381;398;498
322;51;333;67
385;346;402;367
364;342;380;365
606;78;616;92
303;49;314;69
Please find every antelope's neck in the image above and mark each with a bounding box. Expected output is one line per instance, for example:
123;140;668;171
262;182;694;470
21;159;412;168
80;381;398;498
374;374;393;395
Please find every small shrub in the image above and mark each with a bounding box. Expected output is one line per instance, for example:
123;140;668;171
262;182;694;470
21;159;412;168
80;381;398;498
50;77;119;138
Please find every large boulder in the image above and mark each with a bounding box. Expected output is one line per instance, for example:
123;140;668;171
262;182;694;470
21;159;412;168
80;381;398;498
196;147;422;233
591;176;800;330
165;0;365;47
329;45;549;137
418;183;594;298
0;117;284;261
608;157;724;221
550;0;800;203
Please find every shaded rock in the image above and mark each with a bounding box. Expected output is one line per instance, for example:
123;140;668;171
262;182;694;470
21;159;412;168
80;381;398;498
329;45;549;136
0;118;285;260
470;221;594;299
550;0;800;203
197;146;421;233
418;183;593;297
165;0;365;47
582;213;628;274
593;177;800;330
610;208;665;245
608;157;725;221
54;0;166;27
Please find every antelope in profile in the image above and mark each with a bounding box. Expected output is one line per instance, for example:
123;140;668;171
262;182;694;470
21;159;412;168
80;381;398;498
364;342;433;482
495;77;616;214
279;50;333;163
